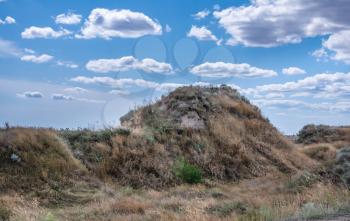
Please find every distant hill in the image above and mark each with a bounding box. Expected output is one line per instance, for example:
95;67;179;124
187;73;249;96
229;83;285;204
297;124;350;145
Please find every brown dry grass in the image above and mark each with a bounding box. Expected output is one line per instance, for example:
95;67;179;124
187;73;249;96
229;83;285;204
303;143;338;163
2;175;349;221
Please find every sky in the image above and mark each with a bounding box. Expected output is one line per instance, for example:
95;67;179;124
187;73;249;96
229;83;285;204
0;0;350;134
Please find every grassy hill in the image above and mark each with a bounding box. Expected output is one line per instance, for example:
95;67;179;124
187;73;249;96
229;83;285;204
0;86;349;221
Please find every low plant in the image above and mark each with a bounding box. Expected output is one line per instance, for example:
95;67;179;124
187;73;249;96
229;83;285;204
286;171;319;193
0;206;11;221
173;158;202;184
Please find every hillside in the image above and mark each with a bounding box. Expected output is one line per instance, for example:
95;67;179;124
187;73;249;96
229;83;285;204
1;86;349;221
116;86;315;187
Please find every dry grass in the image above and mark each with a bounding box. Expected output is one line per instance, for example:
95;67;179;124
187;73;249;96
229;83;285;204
303;143;337;163
2;175;349;221
0;87;348;220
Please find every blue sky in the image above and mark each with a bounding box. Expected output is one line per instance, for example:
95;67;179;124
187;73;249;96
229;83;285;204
0;0;350;134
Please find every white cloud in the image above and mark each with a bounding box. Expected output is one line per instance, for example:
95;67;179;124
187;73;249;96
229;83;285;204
282;67;306;75
213;5;220;11
192;9;210;20
17;91;43;98
255;72;350;93
76;8;162;39
252;98;350;113
55;12;82;25
165;24;171;32
63;87;88;93
71;76;202;93
0;39;22;57
190;62;277;78
21;54;53;63
187;25;220;44
290;92;312;97
0;16;15;25
71;76;160;89
214;1;350;47
51;93;104;103
322;30;350;64
21;26;71;39
52;94;74;100
244;72;350;101
86;56;173;74
57;60;78;69
109;89;129;96
312;48;328;61
24;48;35;54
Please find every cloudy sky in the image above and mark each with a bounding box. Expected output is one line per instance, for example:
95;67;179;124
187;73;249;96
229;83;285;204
1;0;350;134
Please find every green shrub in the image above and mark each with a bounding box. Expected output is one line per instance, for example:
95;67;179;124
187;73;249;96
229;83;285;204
0;206;11;221
173;158;202;184
40;212;57;221
286;171;319;193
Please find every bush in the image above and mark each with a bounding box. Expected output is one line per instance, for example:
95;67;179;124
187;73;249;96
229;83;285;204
0;206;11;221
333;147;350;187
298;202;331;220
286;171;319;193
40;212;57;221
173;158;202;184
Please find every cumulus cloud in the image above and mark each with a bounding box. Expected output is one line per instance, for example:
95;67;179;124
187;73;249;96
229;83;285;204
192;9;210;20
252;98;350;113
187;25;220;44
57;60;78;69
86;56;173;74
244;72;350;102
17;91;43;98
71;76;202;92
312;48;329;61
190;62;277;78
0;16;15;25
55;12;82;25
21;54;53;63
322;30;350;64
71;76;159;89
214;0;350;47
21;26;71;39
282;67;306;75
76;8;162;39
